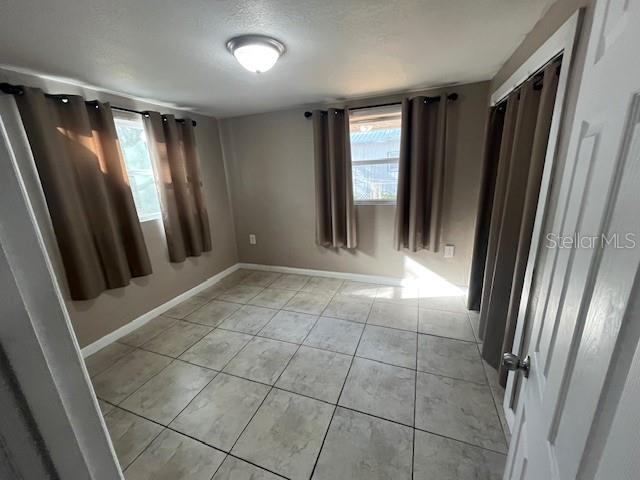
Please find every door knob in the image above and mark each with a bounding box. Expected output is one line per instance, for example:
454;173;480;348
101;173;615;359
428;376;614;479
502;353;530;378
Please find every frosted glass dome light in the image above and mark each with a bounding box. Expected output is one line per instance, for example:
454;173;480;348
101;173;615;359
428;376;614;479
227;35;285;74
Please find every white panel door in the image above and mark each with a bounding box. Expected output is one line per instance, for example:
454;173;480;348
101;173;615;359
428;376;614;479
504;0;640;479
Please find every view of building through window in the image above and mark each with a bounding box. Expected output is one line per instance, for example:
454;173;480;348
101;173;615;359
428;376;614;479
114;112;162;221
349;105;401;203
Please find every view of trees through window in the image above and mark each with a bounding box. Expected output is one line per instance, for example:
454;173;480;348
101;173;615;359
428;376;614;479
114;114;161;220
349;106;401;202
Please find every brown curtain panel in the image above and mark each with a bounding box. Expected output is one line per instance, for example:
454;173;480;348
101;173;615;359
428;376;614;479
467;106;506;310
498;62;561;384
312;108;357;249
477;94;521;337
14;87;151;300
473;58;562;380
143;112;211;262
394;96;448;252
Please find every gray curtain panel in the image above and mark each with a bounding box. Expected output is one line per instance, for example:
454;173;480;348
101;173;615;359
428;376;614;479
498;60;561;384
15;87;151;300
312;108;357;249
143;112;211;262
475;58;562;377
394;96;448;252
478;94;521;340
467;105;506;311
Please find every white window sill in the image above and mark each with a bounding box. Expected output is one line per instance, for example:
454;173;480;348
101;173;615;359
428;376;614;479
139;214;162;223
355;200;397;206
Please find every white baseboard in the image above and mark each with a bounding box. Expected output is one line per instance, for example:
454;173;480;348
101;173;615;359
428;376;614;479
237;263;406;287
82;262;466;358
81;263;240;357
238;263;467;295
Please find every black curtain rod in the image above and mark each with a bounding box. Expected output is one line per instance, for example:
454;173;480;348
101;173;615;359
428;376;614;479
304;92;458;118
494;53;563;109
0;82;196;126
108;105;196;126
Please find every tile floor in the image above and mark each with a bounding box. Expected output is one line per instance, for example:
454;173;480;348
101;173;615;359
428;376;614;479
88;269;508;479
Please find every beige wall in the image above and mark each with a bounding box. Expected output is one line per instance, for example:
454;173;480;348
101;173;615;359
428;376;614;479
492;0;594;90
491;0;596;184
2;0;596;348
220;81;490;287
0;68;239;347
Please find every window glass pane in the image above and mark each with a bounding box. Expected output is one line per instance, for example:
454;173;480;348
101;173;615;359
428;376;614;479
114;113;161;220
352;161;399;201
129;173;160;218
349;105;401;202
350;128;401;162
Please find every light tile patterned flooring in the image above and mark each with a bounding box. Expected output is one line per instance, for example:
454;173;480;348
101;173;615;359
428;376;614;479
88;269;508;479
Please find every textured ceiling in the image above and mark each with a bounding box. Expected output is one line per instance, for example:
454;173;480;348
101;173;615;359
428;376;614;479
0;0;554;118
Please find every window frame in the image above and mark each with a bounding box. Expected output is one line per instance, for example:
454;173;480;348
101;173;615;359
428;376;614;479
113;110;162;223
349;106;401;206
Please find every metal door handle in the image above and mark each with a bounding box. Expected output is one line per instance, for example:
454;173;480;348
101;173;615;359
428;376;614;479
502;353;530;378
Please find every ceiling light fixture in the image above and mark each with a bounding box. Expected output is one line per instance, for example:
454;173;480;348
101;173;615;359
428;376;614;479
226;35;285;74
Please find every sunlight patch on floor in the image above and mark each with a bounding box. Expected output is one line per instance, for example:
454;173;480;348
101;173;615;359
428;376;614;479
401;256;466;298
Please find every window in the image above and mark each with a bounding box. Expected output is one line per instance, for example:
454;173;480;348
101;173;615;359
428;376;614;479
349;105;402;204
113;111;161;221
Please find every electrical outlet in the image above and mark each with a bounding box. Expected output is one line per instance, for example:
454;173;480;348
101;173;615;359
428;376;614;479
249;234;256;245
444;244;455;258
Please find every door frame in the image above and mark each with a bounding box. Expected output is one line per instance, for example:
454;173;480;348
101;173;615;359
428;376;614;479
489;9;583;432
0;99;123;479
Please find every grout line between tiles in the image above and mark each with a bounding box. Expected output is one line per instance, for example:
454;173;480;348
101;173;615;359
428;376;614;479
102;387;508;460
120;423;166;472
170;321;486;384
105;324;490;409
478;342;510;449
228;282;342;477
412;423;508;456
105;403;507;473
114;288;271;429
108;355;179;407
412;319;419;480
415;330;479;344
88;345;137;379
412;361;490;386
308;292;371;479
94;273;507;476
117;317;180;350
182;320;487;386
121;343;488;415
219;289;333;476
179;312;241;330
136;323;214;359
107;397;289;480
119;289;290;479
